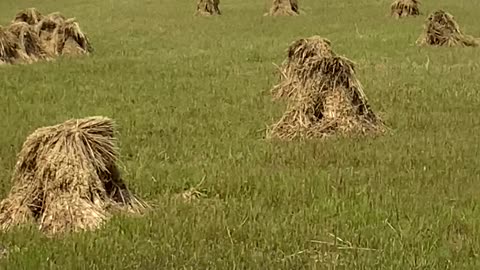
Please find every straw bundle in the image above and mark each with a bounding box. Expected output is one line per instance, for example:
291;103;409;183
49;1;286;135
266;0;299;16
8;22;51;62
12;7;44;25
0;8;93;65
0;26;30;64
36;13;93;56
61;19;94;55
0;116;148;235
416;10;479;47
267;36;386;140
195;0;221;16
390;0;420;18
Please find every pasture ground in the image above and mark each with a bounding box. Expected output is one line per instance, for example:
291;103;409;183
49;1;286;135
1;0;480;268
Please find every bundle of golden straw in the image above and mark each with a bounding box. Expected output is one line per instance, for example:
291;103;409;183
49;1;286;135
267;36;386;140
390;0;420;18
0;116;148;235
195;0;221;16
416;10;479;47
0;7;93;65
12;7;43;25
266;0;299;16
7;22;51;62
29;11;93;56
0;26;30;65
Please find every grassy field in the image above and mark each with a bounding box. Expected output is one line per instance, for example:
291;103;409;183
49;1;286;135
1;0;480;268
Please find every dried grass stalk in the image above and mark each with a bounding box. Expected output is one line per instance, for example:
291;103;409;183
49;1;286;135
416;10;479;47
176;188;207;202
0;116;148;235
267;36;386;140
195;0;221;16
175;177;207;203
266;0;299;16
390;0;420;18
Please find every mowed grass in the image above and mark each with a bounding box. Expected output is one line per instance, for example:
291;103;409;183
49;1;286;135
1;0;480;268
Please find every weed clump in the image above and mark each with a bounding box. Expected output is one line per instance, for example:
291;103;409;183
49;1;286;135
267;36;386;140
266;0;299;16
0;116;148;235
417;10;479;47
390;0;420;18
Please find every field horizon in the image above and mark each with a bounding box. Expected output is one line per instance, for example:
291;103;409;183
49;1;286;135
1;0;480;269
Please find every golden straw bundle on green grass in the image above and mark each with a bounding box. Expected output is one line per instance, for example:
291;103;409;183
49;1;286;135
0;26;30;65
417;10;479;47
1;7;93;65
195;0;221;16
35;12;93;56
7;22;51;62
266;0;299;16
0;116;148;235
267;36;386;140
390;0;420;18
12;7;44;25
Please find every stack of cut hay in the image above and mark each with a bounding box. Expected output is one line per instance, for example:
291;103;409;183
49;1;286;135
195;0;221;16
390;0;420;18
266;0;299;16
416;10;479;47
0;7;92;66
0;116;148;235
267;36;386;140
15;8;93;56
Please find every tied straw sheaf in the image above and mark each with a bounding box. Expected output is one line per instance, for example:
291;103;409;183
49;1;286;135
0;7;92;65
265;0;299;16
267;36;386;140
0;117;149;235
195;0;221;16
390;0;421;18
416;10;479;47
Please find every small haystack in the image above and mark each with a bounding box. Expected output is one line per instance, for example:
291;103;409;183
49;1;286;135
266;0;299;16
195;0;221;16
0;116;148;235
390;0;420;18
417;10;479;47
267;36;385;140
8;22;51;62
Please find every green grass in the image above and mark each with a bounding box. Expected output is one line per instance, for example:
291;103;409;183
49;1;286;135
1;0;480;268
